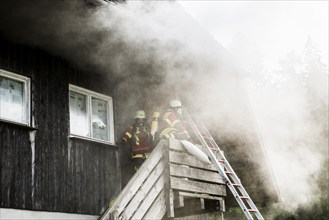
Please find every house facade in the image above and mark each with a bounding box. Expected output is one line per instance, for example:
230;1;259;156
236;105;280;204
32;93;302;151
0;36;120;216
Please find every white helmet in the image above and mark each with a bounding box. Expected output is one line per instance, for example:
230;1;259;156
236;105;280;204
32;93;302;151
135;110;146;119
169;99;182;108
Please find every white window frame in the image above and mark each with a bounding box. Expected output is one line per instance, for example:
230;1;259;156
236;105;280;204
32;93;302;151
69;84;115;145
0;69;31;126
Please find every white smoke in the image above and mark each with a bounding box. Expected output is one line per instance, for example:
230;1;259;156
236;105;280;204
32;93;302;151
1;0;327;214
247;72;328;208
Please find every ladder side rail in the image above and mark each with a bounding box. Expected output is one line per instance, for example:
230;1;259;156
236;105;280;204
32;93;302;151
226;184;256;220
188;115;242;186
206;139;242;185
183;111;255;219
184;110;243;186
206;143;264;220
203;145;256;220
201;126;264;219
183;110;228;181
189;120;255;219
183;110;264;220
205;135;263;218
191;116;255;195
233;183;264;217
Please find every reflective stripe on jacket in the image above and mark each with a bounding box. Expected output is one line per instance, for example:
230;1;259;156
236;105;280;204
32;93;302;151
159;109;190;140
122;125;152;155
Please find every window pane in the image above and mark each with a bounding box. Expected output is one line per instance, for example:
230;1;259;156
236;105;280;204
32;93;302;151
0;76;24;122
91;97;109;141
69;91;88;136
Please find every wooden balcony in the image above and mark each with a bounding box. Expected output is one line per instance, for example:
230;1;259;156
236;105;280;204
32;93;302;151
101;139;226;220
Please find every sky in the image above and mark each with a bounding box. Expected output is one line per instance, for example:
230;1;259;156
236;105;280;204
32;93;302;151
179;0;328;71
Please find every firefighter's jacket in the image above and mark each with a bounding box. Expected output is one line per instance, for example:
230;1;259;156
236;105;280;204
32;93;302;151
122;124;152;156
159;109;190;140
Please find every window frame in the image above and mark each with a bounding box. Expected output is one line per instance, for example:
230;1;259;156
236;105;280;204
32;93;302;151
0;69;31;126
69;84;115;145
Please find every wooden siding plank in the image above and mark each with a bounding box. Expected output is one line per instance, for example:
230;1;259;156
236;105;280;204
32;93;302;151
105;140;166;219
170;163;224;184
140;190;167;220
0;124;32;209
121;160;165;219
169;151;216;171
0;126;10;206
130;175;166;220
178;191;224;201
13;128;20;207
170;176;226;196
94;149;100;214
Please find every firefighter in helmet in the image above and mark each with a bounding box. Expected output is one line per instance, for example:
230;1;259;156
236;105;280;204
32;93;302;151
121;110;152;172
159;99;190;140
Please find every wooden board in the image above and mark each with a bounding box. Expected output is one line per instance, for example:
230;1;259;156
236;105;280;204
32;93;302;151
171;177;226;196
140;190;167;220
178;191;224;201
164;144;175;218
103;140;166;219
130;175;165;220
169;151;216;171
120;160;165;219
170;163;224;184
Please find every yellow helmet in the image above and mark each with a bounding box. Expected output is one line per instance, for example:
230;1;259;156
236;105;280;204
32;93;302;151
135;110;146;119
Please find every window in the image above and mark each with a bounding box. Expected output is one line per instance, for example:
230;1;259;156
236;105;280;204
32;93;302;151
0;69;31;125
69;84;115;144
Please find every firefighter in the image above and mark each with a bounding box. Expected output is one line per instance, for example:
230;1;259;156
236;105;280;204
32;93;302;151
121;110;152;172
159;99;191;140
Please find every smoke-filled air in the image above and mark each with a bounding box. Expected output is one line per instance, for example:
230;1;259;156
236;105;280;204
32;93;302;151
0;0;327;219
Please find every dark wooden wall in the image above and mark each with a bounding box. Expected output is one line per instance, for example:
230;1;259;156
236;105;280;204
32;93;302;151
0;37;120;215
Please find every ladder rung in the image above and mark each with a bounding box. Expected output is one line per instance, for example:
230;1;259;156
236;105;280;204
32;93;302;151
218;159;225;163
201;135;212;139
210;147;220;151
232;183;241;187
225;171;232;174
247;209;257;212
240;196;249;199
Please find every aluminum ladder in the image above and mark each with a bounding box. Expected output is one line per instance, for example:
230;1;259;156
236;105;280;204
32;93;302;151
183;110;264;220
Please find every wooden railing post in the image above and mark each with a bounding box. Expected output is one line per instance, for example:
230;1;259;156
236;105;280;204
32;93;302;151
164;139;175;218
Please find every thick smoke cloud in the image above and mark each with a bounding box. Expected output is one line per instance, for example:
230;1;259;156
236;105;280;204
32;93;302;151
0;0;327;217
0;0;239;131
